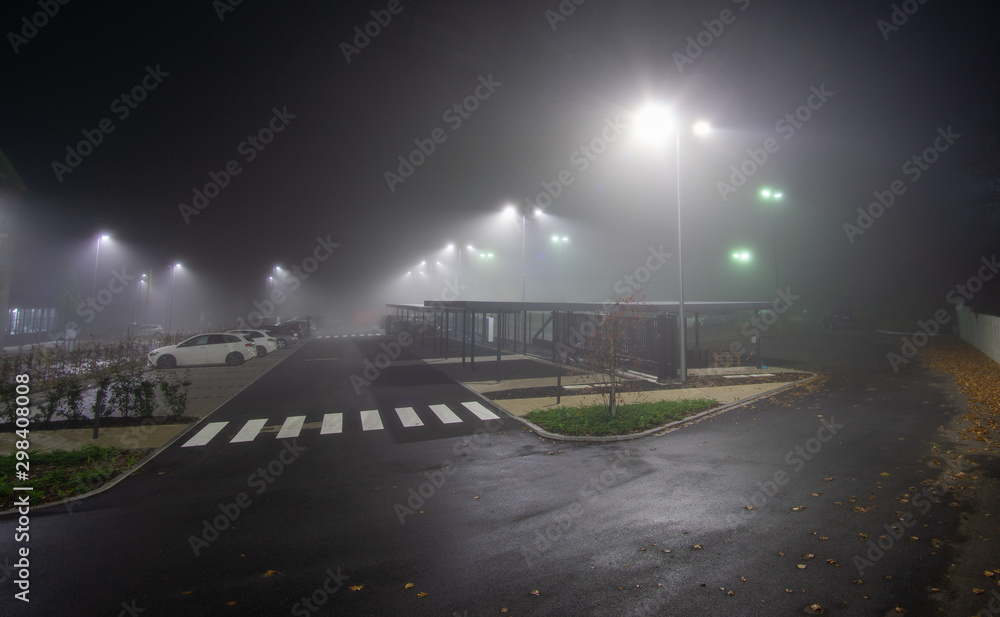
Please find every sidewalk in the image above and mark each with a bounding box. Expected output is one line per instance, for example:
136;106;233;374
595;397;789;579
449;355;811;419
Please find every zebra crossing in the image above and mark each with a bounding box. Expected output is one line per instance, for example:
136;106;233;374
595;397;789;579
317;333;380;339
180;401;501;448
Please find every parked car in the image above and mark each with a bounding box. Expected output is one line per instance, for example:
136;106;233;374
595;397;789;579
148;333;256;368
227;329;278;357
265;323;300;339
279;320;307;338
283;318;316;336
126;323;164;339
261;326;297;349
821;308;858;331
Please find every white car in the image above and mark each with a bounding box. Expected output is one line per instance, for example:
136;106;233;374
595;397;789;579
148;332;257;368
227;329;278;357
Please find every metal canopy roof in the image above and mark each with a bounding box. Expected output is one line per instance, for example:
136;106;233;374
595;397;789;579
386;300;776;313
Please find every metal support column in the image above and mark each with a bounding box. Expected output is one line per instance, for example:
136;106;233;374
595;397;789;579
496;311;502;384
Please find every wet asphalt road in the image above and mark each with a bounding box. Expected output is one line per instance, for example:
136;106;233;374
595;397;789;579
0;326;977;616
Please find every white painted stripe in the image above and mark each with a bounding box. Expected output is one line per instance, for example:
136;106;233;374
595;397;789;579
230;419;267;443
396;407;423;427
277;416;306;439
430;404;463;424
181;422;228;447
462;401;500;421
361;409;383;431
321;413;343;434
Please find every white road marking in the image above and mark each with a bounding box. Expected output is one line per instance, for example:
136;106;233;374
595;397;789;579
321;413;343;434
462;401;500;421
230;419;267;443
429;404;463;424
395;407;423;427
277;415;306;439
182;422;228;447
361;409;383;431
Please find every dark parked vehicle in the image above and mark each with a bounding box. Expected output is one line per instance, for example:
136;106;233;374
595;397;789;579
821;308;858;330
261;326;297;349
282;319;313;337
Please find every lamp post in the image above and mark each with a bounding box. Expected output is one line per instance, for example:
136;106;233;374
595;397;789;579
447;243;475;297
551;235;568;298
634;106;711;382
760;188;783;291
134;273;147;325
167;263;181;333
89;234;109;335
505;205;542;303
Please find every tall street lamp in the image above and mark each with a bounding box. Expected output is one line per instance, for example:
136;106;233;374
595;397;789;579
446;243;475;297
167;263;181;333
505;204;542;303
634;105;712;382
134;273;147;325
760;188;784;291
551;235;568;299
89;234;109;335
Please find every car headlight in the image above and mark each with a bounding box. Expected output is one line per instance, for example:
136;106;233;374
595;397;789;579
149;351;160;357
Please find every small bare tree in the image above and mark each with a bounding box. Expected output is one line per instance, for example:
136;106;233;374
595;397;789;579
582;288;647;417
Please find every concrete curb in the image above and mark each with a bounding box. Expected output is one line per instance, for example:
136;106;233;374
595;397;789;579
0;341;310;517
474;371;819;443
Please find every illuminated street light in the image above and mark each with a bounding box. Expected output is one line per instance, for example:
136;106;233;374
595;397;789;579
635;103;712;382
167;263;181;333
89;234;110;336
134;273;147;325
446;243;476;294
760;187;785;290
504;203;546;302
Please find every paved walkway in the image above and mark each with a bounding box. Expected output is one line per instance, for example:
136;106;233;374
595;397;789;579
0;346;810;455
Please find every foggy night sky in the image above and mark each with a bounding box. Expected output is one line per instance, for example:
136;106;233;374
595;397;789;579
2;0;998;329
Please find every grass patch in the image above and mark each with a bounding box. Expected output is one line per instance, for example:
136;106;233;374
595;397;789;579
525;398;719;436
0;444;151;511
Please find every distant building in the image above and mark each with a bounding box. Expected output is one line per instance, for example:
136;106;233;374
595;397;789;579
0;150;25;349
